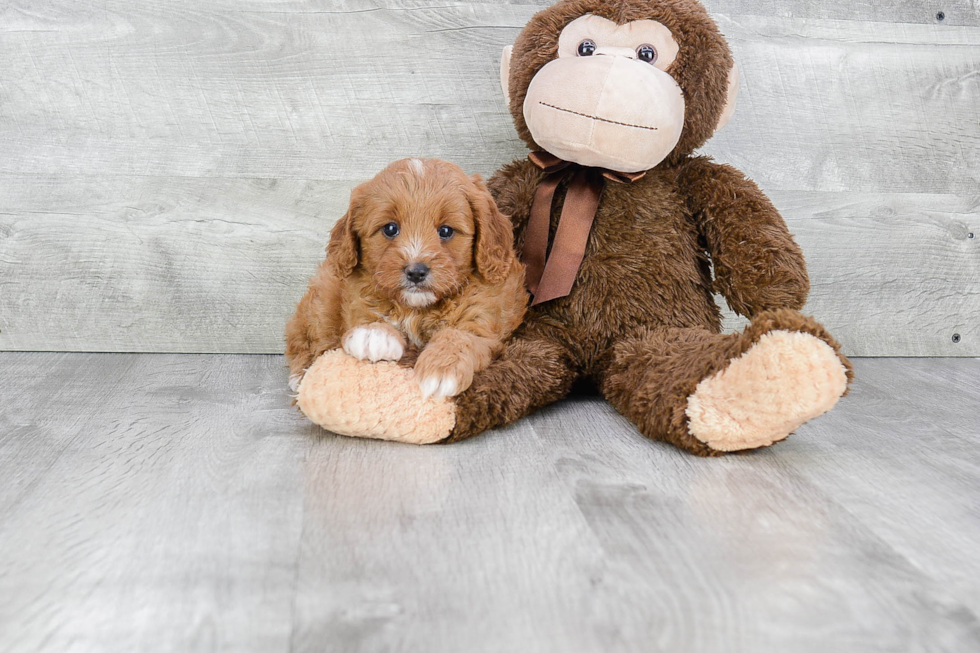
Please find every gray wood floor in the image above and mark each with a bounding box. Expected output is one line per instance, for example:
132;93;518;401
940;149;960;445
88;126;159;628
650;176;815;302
1;353;979;652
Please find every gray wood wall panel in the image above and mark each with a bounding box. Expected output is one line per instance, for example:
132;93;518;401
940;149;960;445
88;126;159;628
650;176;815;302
0;1;977;355
702;0;980;25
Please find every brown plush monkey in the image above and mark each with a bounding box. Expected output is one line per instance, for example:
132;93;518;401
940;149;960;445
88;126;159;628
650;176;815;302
293;0;852;455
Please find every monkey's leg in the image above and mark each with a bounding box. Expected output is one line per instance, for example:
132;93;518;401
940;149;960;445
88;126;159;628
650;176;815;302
295;327;577;445
596;309;852;456
444;332;579;442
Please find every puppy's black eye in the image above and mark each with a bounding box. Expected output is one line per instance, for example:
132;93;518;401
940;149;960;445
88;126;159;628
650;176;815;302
636;44;657;64
577;39;596;57
438;225;454;240
381;222;399;238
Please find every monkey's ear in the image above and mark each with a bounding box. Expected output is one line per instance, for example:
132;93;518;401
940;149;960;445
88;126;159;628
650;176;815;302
326;202;360;279
715;63;740;132
500;45;513;106
468;174;515;285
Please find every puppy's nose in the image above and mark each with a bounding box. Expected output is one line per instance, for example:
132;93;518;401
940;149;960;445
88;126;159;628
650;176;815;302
404;262;430;284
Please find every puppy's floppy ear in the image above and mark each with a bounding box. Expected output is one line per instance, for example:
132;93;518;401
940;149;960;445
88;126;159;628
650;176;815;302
326;187;363;278
468;174;515;285
326;212;358;278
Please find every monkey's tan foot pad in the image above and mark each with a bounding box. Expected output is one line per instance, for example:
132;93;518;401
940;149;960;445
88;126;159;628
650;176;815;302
685;330;848;452
296;349;456;445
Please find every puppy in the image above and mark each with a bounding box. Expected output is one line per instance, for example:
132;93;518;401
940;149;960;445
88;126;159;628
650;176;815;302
285;158;527;399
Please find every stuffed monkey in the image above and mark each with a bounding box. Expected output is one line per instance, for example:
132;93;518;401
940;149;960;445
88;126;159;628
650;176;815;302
291;0;852;455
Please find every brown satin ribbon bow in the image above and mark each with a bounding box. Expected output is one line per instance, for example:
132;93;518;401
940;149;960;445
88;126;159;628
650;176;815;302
523;151;646;306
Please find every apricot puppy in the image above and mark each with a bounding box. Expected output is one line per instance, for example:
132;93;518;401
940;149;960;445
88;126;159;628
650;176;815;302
285;158;527;400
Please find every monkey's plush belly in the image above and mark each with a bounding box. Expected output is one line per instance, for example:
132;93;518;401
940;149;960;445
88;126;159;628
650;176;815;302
530;178;723;349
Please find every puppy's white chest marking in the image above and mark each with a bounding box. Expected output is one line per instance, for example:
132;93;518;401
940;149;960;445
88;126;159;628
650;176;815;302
383;314;425;349
401;289;436;308
343;326;404;362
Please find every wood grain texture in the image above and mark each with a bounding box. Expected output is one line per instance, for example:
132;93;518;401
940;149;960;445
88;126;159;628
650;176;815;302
2;181;974;356
721;191;980;356
701;0;980;25
0;1;978;354
0;353;313;653
2;352;980;652
0;176;339;353
704;15;980;195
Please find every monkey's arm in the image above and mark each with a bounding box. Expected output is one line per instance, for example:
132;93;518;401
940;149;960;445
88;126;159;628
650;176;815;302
678;156;809;317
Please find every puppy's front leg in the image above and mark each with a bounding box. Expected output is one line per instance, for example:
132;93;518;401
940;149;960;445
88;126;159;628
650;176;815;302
415;328;495;399
343;322;407;363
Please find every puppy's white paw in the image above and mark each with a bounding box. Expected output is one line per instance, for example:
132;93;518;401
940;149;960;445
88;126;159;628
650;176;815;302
288;373;304;393
343;326;404;362
418;374;460;399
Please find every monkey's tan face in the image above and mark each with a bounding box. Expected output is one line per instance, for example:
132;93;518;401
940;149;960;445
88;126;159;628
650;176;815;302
515;14;687;173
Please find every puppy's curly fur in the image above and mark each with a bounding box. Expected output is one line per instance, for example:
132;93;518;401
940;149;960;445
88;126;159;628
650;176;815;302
285;158;527;399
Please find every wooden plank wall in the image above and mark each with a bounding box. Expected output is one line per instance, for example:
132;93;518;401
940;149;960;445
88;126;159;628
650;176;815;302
0;0;977;356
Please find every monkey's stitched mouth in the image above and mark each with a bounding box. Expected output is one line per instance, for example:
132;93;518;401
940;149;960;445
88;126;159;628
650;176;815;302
539;102;658;131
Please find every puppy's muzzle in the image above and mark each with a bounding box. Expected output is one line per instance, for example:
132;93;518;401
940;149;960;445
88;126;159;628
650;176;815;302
404;262;430;286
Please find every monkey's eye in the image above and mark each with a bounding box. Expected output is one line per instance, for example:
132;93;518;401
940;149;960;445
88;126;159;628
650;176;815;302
381;222;399;238
636;44;657;64
438;225;455;240
577;39;596;57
